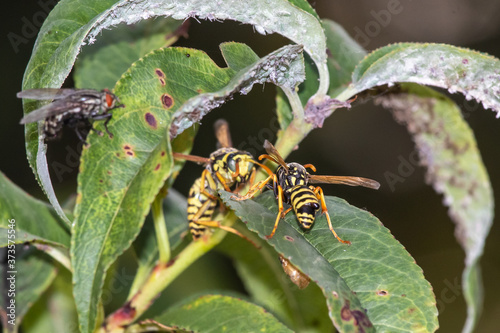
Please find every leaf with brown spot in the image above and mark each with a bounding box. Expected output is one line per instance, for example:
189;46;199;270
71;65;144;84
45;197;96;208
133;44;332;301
154;294;293;332
74;42;289;333
221;191;438;332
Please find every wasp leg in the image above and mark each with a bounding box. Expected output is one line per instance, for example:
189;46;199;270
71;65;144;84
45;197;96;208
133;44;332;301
266;184;284;239
199;169;220;201
231;176;272;201
193;219;260;249
303;164;316;172
281;206;293;219
188;198;216;240
215;170;232;192
231;161;276;200
313;186;351;245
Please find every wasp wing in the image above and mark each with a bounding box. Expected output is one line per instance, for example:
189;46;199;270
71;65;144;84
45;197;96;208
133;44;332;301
172;152;210;165
309;175;380;189
262;140;288;170
213;119;233;148
17;88;81;100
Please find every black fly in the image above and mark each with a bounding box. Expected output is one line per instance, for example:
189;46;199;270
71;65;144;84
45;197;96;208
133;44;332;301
18;88;124;142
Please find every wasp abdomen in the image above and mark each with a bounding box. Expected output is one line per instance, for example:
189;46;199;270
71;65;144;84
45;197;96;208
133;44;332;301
187;177;217;239
289;186;320;229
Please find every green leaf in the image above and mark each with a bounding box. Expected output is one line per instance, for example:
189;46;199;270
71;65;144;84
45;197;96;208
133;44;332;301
21;0;326;219
375;83;493;333
322;19;366;97
217;234;334;332
72;43;289;333
74;17;184;90
221;191;438;332
0;172;70;248
155;294;293;332
21;268;78;333
169;43;305;137
349;43;500;115
1;247;56;328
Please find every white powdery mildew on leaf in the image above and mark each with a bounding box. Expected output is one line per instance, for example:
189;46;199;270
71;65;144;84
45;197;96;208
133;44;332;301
352;44;500;117
169;44;305;138
87;0;325;65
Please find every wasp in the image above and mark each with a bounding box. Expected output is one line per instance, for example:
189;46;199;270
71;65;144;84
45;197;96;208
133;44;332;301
18;88;124;142
232;140;380;244
173;120;271;246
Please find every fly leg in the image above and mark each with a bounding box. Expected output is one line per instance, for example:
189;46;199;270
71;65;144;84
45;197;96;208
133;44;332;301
91;113;113;138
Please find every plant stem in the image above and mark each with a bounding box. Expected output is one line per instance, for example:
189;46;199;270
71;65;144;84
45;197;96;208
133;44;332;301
281;87;304;120
33;243;71;271
334;86;358;102
152;193;170;264
101;213;236;332
276;118;313;159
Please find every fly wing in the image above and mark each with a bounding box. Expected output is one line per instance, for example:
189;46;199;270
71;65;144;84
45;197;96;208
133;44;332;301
17;88;79;100
213;119;233;148
19;99;82;124
309;175;380;189
262;140;288;170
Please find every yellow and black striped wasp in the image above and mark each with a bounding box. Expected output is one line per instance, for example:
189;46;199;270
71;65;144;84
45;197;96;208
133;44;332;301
173;120;271;246
232;140;380;244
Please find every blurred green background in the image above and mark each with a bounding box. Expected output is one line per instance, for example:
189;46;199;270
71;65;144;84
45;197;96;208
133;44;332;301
2;1;500;332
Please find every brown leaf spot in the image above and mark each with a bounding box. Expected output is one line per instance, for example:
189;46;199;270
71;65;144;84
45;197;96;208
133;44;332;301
161;151;166;157
123;144;135;157
284;235;294;242
462;58;469;65
161;93;174;109
155;68;166;86
377;290;389;296
145;112;157;129
107;170;112;175
341;300;372;331
99;179;103;183
155;68;165;78
186;53;190;58
332;291;339;298
154;163;161;171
